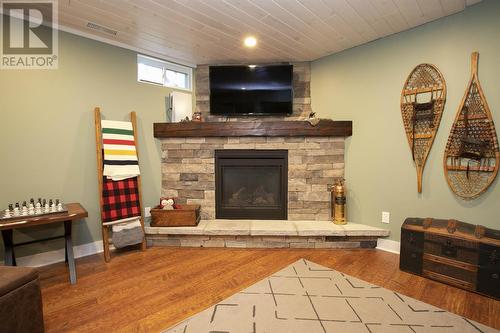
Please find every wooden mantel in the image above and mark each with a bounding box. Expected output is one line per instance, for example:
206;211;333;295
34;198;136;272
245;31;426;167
153;119;352;138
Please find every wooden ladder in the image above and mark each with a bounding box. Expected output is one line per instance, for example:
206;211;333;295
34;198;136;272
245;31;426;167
94;107;147;262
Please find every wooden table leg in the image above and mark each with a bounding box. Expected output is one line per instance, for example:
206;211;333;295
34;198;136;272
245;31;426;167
64;221;77;284
1;229;16;266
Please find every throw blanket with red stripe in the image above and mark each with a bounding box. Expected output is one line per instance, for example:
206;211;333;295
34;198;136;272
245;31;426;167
101;120;140;181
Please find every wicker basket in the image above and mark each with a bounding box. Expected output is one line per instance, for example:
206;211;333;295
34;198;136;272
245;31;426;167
150;204;201;227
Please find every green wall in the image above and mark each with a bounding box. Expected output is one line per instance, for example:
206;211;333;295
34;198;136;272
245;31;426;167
0;31;189;258
311;0;500;242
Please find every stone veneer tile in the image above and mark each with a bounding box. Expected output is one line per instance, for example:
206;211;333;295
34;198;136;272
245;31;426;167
180;239;204;247
289;242;315;248
153;239;182;247
294;221;344;236
224;240;248;248
146;220;208;235
250;221;298;236
314;241;361;248
202;240;226;247
204;220;251;235
249;241;289;248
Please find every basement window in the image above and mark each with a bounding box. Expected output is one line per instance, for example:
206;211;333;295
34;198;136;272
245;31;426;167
137;55;192;91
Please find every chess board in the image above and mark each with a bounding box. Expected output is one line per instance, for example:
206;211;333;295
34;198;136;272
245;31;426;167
1;200;68;222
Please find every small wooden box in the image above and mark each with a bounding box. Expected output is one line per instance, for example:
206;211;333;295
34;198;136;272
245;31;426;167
150;204;201;227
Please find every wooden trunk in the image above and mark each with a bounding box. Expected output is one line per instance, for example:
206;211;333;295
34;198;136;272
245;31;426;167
150;205;201;227
400;218;500;299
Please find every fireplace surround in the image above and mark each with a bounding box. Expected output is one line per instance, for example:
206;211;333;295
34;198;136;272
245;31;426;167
215;150;288;220
147;119;388;250
155;119;351;221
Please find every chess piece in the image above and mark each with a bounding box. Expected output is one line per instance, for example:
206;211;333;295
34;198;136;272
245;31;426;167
29;199;35;210
4;204;13;218
29;199;35;214
50;199;56;212
14;203;20;216
22;201;28;216
35;199;41;209
56;199;63;211
43;199;49;213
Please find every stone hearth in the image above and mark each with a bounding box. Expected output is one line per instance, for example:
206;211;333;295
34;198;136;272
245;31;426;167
145;220;390;249
160;135;344;220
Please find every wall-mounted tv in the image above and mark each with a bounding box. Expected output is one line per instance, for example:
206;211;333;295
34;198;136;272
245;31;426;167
209;64;293;116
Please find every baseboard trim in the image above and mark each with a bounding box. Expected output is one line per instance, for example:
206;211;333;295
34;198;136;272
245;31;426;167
1;238;398;267
0;240;103;267
376;239;400;254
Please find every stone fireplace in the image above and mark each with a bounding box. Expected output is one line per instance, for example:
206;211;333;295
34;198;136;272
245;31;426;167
157;120;350;221
215;150;288;220
147;120;392;250
146;66;388;248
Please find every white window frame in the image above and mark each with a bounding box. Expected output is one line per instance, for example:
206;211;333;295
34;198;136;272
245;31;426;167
137;54;192;91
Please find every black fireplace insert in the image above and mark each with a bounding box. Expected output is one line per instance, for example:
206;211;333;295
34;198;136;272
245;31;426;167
215;150;288;220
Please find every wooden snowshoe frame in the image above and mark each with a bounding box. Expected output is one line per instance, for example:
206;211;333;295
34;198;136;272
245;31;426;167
401;64;447;193
443;52;500;199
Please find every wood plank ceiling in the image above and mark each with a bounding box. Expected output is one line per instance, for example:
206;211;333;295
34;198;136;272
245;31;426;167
58;0;481;66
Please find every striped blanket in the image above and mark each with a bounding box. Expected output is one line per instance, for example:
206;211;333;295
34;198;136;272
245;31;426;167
101;120;140;181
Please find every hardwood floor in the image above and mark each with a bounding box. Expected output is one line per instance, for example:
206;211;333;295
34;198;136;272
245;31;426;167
38;247;500;332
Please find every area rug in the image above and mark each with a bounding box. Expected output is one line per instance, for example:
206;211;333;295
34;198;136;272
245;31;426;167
164;259;498;333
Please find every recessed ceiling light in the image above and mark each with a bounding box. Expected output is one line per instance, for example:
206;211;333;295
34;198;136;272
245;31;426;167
248;64;256;68
244;36;257;48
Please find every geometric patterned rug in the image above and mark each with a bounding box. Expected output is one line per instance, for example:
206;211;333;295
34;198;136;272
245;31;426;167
163;259;498;333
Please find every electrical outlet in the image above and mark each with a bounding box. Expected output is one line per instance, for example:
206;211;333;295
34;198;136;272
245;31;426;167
144;207;151;218
381;211;390;224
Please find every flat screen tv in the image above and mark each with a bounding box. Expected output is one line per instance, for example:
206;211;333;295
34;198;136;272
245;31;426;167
209;64;293;116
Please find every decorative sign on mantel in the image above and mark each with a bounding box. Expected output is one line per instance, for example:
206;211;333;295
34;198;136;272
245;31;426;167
153;119;353;138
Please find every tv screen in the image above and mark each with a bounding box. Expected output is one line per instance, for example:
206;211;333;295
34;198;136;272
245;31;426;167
209;65;293;115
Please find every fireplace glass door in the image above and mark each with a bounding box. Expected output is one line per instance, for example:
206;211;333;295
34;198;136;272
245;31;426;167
215;150;288;219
